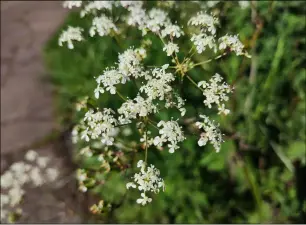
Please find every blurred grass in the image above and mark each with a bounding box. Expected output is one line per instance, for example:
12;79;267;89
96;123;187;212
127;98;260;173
44;1;306;223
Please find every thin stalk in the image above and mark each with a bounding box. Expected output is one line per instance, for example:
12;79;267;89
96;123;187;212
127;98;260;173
187;45;195;56
190;53;227;69
113;34;124;50
145;119;148;164
117;91;127;101
241;156;263;222
148;120;158;130
186;75;204;92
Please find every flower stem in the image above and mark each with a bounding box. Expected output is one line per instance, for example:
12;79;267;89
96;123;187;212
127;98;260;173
148;120;158;130
190;53;227;70
186;75;204;92
145;118;148;165
113;34;124;50
117;91;127;101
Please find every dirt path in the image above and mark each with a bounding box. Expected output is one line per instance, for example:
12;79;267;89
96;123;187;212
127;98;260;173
1;1;85;222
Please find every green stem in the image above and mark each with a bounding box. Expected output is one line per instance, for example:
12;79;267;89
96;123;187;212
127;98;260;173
186;75;204;92
117;91;127;101
190;53;227;69
147;117;158;130
241;156;263;222
145;119;148;164
113;34;124;50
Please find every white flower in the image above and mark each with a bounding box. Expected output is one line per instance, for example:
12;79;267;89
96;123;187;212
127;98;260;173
81;108;118;145
118;95;157;120
89;15;118;37
75;96;88;111
146;8;170;33
196;115;223;152
198;133;208;146
1;172;15;189
136;193;152;206
8;186;24;207
140;131;154;147
71;126;79;144
153;120;185;153
120;1;143;8
81;129;90;142
1;150;59;221
164;94;186;116
118;48;145;79
80;146;93;157
125;2;147;30
137;160;145;168
58;26;83;49
63;1;82;9
46;168;59;182
126;182;137;189
219;34;244;56
161;24;184;38
163;42;179;56
10;162;26;174
218;104;230;115
127;161;164;205
135;48;147;59
80;1;113;17
139;64;175;101
188;12;219;35
36;156;50;168
198;73;232;108
79;185;87;192
1;194;9;205
191;33;216;53
25;150;38;162
30;167;44;186
176;95;186;116
238;1;250;9
76;169;87;182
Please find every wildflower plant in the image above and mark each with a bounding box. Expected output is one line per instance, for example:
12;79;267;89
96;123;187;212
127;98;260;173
1;150;59;223
59;0;250;208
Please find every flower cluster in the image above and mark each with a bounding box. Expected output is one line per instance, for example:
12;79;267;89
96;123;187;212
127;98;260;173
219;34;245;56
1;150;59;223
191;33;216;54
59;0;250;207
161;24;184;38
89;14;118;37
195;115;223;152
120;2;184;38
81;108;118;145
163;42;179;56
153;120;185;153
140;64;175;101
126;160;165;205
58;26;83;49
80;1;113;17
118;95;157;121
188;12;219;35
94;48;146;97
118;47;146;79
90;200;105;214
76;169;88;192
62;0;82;9
198;73;232;113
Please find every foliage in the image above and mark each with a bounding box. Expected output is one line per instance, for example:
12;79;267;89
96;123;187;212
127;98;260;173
44;1;306;223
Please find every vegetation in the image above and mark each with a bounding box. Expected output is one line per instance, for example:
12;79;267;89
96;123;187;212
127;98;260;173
44;1;306;223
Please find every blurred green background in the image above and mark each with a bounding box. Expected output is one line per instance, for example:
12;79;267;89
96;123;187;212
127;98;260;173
44;1;306;223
